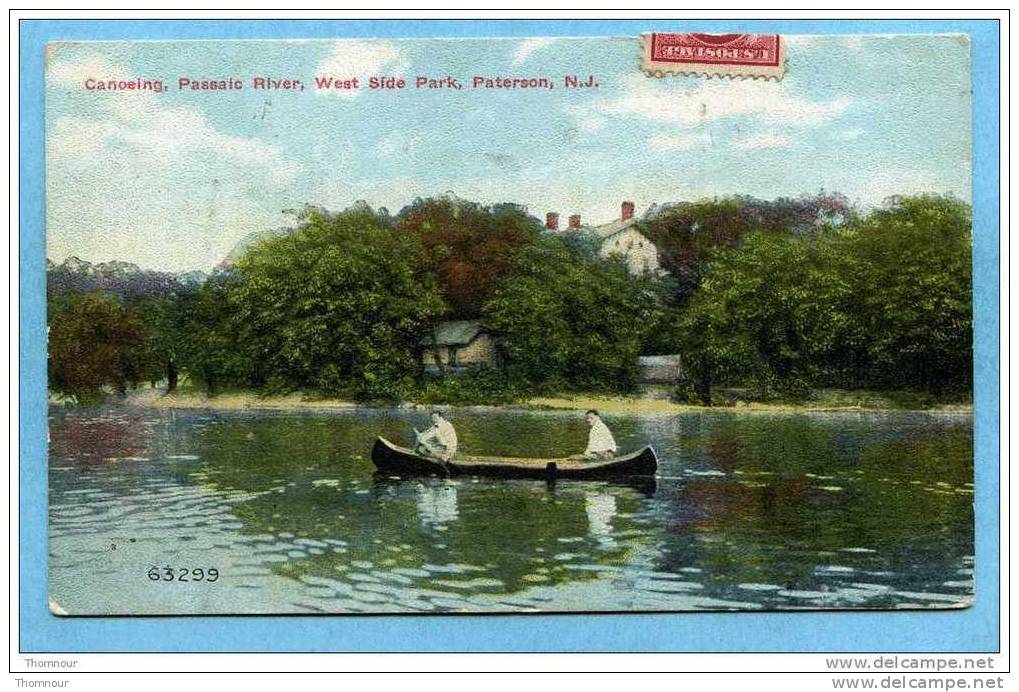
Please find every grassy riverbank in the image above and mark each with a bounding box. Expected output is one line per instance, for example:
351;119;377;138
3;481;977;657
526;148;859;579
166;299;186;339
529;391;972;414
120;388;359;411
107;386;972;414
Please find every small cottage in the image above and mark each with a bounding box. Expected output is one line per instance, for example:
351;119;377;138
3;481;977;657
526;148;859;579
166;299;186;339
638;354;683;383
422;320;501;373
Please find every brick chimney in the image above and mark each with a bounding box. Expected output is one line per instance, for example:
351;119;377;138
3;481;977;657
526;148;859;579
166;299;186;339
621;200;635;221
568;214;581;230
545;212;559;230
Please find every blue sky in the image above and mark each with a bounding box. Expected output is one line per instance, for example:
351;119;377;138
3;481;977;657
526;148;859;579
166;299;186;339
45;34;971;271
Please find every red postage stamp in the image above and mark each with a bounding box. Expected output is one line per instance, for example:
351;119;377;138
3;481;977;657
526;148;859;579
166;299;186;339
641;32;786;79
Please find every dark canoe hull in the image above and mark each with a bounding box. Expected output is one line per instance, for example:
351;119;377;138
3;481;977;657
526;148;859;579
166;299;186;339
371;436;658;481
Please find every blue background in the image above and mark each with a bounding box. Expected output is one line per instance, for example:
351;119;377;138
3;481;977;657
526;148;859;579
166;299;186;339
19;18;1000;653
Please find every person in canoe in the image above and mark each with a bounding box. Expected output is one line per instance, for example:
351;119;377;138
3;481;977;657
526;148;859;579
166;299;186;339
414;411;459;462
581;409;618;460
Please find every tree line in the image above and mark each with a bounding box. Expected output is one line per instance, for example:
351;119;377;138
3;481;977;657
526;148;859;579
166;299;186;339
47;193;973;404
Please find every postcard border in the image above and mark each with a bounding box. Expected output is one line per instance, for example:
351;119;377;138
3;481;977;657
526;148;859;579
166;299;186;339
17;16;1001;655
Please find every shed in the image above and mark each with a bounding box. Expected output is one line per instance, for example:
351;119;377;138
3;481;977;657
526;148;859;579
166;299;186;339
422;320;501;372
638;354;683;383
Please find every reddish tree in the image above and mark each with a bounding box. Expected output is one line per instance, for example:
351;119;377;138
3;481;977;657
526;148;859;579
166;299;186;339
396;197;542;318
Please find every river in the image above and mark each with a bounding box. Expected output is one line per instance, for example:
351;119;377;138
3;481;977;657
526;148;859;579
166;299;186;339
47;406;974;615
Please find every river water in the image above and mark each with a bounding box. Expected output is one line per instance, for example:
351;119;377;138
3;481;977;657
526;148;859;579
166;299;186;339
48;406;974;615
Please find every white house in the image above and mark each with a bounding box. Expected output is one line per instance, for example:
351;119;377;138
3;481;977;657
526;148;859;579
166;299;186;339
548;201;662;276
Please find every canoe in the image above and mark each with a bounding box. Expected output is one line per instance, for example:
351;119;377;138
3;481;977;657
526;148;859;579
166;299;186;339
371;436;658;481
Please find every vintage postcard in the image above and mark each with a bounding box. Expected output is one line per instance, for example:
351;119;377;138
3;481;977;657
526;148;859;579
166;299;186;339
44;33;974;616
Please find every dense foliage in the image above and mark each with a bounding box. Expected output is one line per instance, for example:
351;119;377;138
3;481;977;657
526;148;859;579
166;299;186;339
46;193;973;405
396;197;542;318
48;293;151;402
229;205;446;400
678;195;972;401
677;230;857;401
638;192;853;303
172;276;250;396
847;196;972;392
486;237;664;392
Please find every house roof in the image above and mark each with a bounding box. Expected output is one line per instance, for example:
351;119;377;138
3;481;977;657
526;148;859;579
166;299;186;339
423;319;485;347
586;217;639;241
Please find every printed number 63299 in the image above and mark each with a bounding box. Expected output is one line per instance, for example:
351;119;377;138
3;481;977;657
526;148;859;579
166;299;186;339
147;566;220;582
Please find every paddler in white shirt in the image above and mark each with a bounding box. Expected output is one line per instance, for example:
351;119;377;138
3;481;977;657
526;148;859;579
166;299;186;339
582;409;617;460
415;411;459;462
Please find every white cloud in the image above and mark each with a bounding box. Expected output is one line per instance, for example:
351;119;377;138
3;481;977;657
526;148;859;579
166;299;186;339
562;104;606;134
648;132;704;152
732;132;792;150
47;116;119;159
593;74;851;128
512;38;555;65
784;36;866;51
578;114;607;133
783;35;823;49
376;132;421;159
47;51;127;84
314;40;406;97
835;128;864;141
46;56;300;271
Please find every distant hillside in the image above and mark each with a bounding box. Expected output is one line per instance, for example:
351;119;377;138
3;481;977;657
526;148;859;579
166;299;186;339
46;256;208;298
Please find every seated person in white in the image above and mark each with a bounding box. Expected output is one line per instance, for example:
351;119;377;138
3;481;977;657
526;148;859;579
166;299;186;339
583;409;617;460
415;411;459;462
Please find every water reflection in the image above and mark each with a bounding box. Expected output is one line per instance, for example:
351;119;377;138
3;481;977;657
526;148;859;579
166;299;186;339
48;406;974;614
417;482;459;526
585;492;617;545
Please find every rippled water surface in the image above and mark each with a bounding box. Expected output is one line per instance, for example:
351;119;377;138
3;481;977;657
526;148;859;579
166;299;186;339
48;406;974;614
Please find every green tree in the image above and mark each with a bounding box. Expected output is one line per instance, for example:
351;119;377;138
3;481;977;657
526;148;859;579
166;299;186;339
638;193;853;304
639;198;745;302
678;230;858;400
230;204;446;401
485;236;664;392
48;292;149;402
130;294;183;391
678;195;972;399
559;227;601;260
846;195;972;392
173;276;251;395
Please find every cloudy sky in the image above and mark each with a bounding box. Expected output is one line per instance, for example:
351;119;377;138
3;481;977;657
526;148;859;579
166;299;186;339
45;34;971;271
